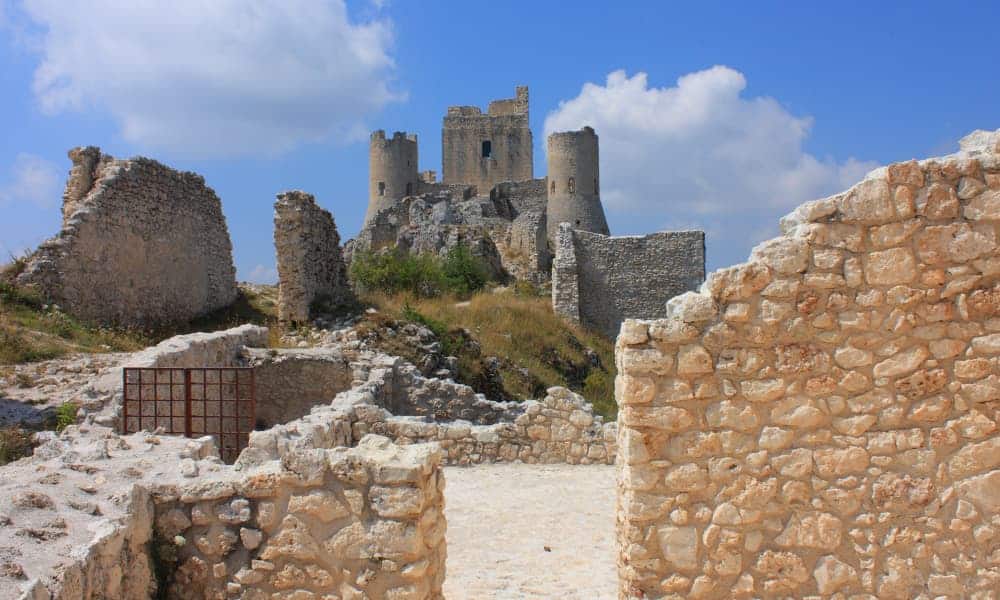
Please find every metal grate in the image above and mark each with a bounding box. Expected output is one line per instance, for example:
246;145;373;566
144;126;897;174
122;367;255;463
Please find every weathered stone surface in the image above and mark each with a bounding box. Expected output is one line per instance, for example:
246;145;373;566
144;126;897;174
16;147;238;326
555;226;706;338
617;132;1000;600
274;191;354;323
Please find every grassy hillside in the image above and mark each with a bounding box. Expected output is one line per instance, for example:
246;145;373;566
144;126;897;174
0;258;280;365
358;289;617;419
1;255;617;418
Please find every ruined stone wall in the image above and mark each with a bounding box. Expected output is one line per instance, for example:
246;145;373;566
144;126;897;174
274;191;353;324
553;224;706;338
489;178;547;215
158;435;446;600
614;130;1000;599
2;425;444;600
241;349;617;467
16;147;238;327
442;86;533;191
246;348;353;429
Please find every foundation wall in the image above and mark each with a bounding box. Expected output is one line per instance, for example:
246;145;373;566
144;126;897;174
614;130;1000;599
158;435;445;600
246;348;353;430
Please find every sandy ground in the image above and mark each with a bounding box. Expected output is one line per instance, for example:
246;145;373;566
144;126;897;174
442;464;617;600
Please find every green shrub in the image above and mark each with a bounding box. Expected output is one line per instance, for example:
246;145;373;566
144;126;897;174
54;402;78;432
350;246;491;298
0;281;43;310
441;245;490;295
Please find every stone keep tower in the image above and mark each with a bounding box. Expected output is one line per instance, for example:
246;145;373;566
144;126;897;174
546;126;609;242
442;86;533;192
367;130;419;224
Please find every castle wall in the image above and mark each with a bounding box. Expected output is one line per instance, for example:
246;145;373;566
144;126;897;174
614;130;1000;599
546;127;609;242
442;86;533;192
553;224;705;338
367;130;419;224
274;190;353;324
16;147;238;327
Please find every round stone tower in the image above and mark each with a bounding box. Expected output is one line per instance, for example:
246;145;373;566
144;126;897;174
367;130;419;224
546;126;609;243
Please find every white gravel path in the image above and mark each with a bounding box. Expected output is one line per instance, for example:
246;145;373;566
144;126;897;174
442;464;617;600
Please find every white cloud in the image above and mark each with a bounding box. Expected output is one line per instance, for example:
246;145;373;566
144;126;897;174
19;0;400;158
245;263;278;284
544;67;877;269
0;153;61;208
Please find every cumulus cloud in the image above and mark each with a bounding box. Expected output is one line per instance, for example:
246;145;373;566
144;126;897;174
18;0;400;157
245;263;278;284
0;153;61;208
544;67;877;269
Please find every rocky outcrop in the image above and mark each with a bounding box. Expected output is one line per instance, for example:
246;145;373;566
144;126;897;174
346;181;550;285
615;129;1000;599
16;147;238;327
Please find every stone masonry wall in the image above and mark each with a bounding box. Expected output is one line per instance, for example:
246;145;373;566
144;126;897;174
274;191;353;323
241;350;617;467
17;147;238;327
614;130;1000;599
245;348;354;430
2;426;444;600
553;224;706;338
158;435;445;600
442;86;533;192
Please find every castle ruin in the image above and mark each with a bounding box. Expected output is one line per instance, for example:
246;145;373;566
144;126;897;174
15;147;239;327
351;86;705;331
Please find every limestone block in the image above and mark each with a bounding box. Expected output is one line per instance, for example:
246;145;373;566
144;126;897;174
656;526;699;572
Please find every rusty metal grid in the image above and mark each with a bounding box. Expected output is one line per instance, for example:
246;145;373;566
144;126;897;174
122;367;255;463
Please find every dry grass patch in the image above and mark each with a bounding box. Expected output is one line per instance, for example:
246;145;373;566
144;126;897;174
361;289;617;418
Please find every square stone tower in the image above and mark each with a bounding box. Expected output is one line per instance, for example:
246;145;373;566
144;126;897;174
442;86;533;192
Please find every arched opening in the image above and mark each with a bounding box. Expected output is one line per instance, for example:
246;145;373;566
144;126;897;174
481;140;492;158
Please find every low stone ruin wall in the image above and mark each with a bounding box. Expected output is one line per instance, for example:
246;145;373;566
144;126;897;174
243;349;617;466
273;191;354;323
2;426;444;600
97;325;269;428
157;435;445;600
553;224;706;338
615;130;1000;599
246;347;353;429
16;146;238;327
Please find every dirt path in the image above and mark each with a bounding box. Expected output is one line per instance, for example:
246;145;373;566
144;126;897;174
442;464;617;600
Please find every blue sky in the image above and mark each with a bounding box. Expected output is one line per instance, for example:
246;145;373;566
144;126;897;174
1;0;998;281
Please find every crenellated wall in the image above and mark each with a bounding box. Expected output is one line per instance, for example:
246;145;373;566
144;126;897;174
614;129;1000;599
